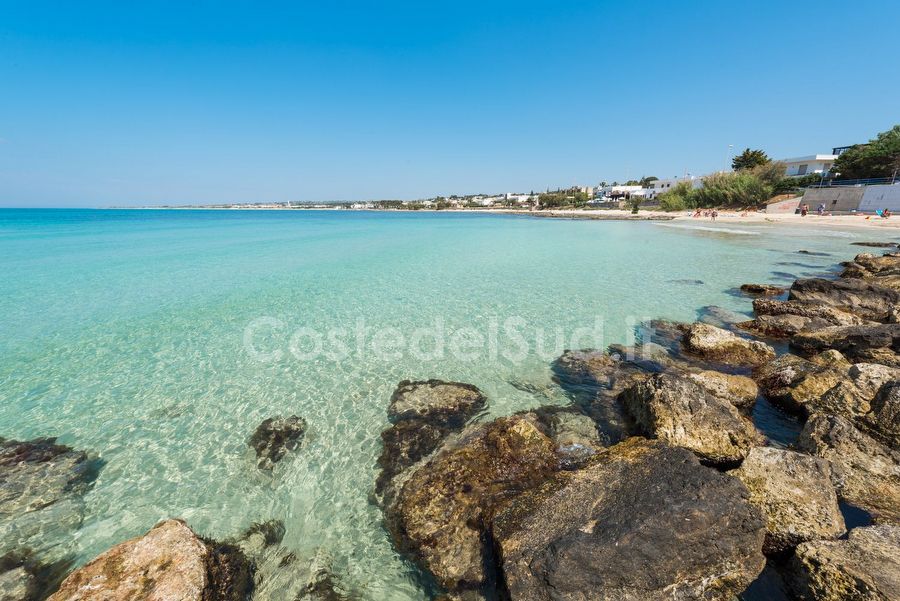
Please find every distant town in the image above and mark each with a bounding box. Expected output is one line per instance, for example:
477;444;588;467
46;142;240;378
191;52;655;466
154;126;900;216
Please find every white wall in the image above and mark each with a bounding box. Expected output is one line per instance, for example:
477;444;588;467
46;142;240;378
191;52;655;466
858;184;900;212
785;160;833;177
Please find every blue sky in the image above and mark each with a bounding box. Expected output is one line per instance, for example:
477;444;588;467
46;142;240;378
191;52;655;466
1;0;898;207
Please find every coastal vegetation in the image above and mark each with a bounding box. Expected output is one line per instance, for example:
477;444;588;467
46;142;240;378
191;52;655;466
732;148;771;171
833;124;900;180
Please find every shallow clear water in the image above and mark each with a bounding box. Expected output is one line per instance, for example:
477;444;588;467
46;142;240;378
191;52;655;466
0;209;895;597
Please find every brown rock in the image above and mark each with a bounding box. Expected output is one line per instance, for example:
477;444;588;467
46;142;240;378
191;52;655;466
731;447;845;554
752;298;865;327
754;353;849;415
681;323;776;368
48;519;252;601
796;413;900;523
740;283;786;296
789;525;900;601
619;373;763;465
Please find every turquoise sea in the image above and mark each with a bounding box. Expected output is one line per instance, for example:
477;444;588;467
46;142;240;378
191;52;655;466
1;209;896;598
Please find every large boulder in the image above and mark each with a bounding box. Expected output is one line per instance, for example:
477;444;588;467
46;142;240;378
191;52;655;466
754;353;849;415
0;437;99;558
619;373;763;465
375;380;486;508
796;413;900;523
681;323;775;368
383;414;559;594
685;370;759;414
789;278;900;323
492;438;766;601
791;323;900;360
48;519;252;601
812;363;900;420
866;381;900;450
731;447;845;554
738;314;833;339
249;415;307;471
788;524;900;601
752;298;865;327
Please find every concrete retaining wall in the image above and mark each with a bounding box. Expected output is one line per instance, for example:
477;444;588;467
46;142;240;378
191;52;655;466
801;187;866;213
859;184;900;213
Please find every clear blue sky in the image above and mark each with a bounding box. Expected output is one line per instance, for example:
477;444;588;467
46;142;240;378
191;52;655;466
1;0;898;207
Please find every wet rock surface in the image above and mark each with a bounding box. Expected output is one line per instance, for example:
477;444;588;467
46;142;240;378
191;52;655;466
383;414;559;594
740;283;786;296
619;373;763;465
249;415;307;471
48;519;252;601
492;438;766;601
788;524;900;601
796;413;900;523
731;447;845;554
375;380;486;507
752;298;864;327
0;437;100;558
681;323;776;368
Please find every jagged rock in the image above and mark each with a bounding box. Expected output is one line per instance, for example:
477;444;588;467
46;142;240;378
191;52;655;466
866;381;900;450
249;415;307;471
619;373;763;465
789;278;900;322
731;447;845;554
752;298;864;326
754;354;849;415
791;323;900;360
843;252;900;277
796;413;900;523
48;519;252;601
0;437;99;557
686;369;759;414
492;438;766;601
383;414;559;594
789;525;900;600
813;363;900;420
855;346;900;367
681;323;775;368
740;284;786;296
375;380;486;507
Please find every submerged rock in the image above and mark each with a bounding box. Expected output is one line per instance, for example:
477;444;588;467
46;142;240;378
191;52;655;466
384;414;559;594
0;550;70;601
48;519;252;601
0;437;100;557
681;323;775;368
740;283;786;296
375;380;486;507
249;415;307;471
796;413;900;523
731;447;845;554
551;350;649;444
492;438;766;601
619;373;763;465
851;241;899;248
788;524;900;600
528;406;602;469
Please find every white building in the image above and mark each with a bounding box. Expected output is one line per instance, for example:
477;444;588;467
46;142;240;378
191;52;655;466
645;176;703;199
781;154;837;178
598;184;643;199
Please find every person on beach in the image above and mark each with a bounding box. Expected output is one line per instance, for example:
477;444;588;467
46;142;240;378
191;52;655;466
884;208;892;219
801;204;809;217
711;210;718;221
817;203;825;216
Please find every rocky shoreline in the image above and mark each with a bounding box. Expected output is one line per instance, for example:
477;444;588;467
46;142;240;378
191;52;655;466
3;247;900;600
